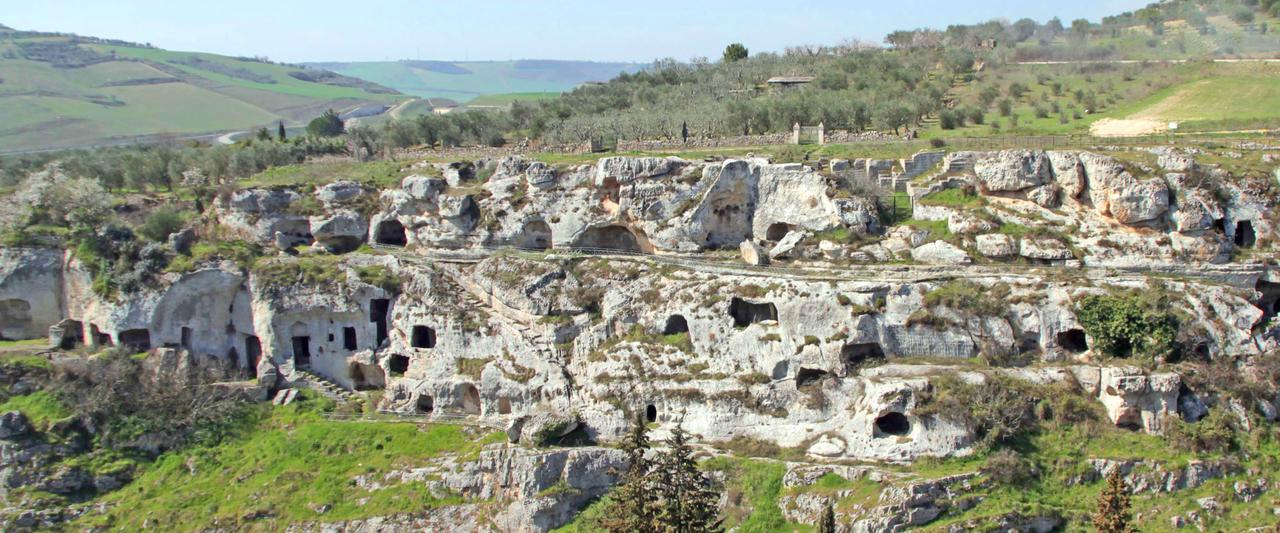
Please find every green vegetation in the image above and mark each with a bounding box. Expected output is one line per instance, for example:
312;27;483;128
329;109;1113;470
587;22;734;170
922;280;1010;317
465;92;561;107
0;30;401;152
1075;288;1180;362
79;399;505;530
918;187;983;208
0;391;70;429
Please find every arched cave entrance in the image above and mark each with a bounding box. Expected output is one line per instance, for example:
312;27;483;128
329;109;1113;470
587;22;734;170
57;320;83;350
572;225;651;254
874;413;911;437
520;220;553;250
729;297;778;327
662;315;689;335
119;329;152;353
245;336;262;378
645;404;658;423
1115;409;1143;431
375;219;408;247
766;222;795;242
460;383;481;415
417;394;434;413
1236;220;1256;248
1057;329;1088;354
1257;279;1280;322
370;299;390;347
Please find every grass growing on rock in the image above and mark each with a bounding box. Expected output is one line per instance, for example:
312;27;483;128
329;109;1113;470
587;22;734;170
0;391;70;429
77;395;505;531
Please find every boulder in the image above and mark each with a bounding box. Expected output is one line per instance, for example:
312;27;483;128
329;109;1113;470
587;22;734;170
975;234;1017;259
1019;238;1074;261
402;175;447;201
316;181;364;206
1109;178;1170;225
818;240;845;260
0;411;32;439
974;150;1052;192
1047;151;1085;199
910;241;972;265
947;213;996;235
309;210;369;253
519;411;581;446
740;240;767;266
168;227;195;255
769;231;807;260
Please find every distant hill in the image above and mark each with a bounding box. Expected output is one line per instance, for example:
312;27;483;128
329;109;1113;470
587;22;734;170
306;59;643;102
0;28;404;153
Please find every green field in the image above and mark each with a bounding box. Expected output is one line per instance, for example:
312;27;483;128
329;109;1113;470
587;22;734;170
465;91;560;108
310;60;638;102
0;30;405;153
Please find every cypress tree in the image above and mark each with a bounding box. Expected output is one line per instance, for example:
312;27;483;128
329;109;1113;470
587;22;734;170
1093;468;1132;533
601;412;658;533
278;121;287;142
653;422;722;533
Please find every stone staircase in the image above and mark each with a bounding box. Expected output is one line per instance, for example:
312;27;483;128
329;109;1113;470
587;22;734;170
296;368;359;405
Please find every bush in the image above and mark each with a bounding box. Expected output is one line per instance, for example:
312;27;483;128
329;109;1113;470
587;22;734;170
1166;409;1236;453
923;280;1010;316
915;374;1040;449
138;207;185;242
1075;290;1179;362
980;448;1039;486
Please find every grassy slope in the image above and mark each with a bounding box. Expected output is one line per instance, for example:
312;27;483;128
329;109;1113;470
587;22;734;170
465;92;561;108
77;397;505;531
0;34;402;152
318;61;634;102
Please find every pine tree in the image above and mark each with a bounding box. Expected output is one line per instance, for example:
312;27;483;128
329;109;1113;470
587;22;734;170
277;121;287;142
601;412;658;533
1093;468;1132;533
653;422;722;533
817;502;836;533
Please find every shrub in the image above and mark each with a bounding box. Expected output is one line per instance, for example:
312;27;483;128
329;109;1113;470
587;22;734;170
923;280;1010;316
1075;290;1179;362
138;207;186;242
1166;409;1237;453
915;374;1039;449
980;448;1039;486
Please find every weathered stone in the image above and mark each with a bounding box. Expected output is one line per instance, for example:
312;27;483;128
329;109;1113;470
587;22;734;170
975;234;1017;258
0;411;32;439
1019;238;1074;261
974;150;1052;192
910;241;971;264
740;240;767;265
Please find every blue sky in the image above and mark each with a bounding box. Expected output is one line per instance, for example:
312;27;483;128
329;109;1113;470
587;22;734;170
6;0;1151;63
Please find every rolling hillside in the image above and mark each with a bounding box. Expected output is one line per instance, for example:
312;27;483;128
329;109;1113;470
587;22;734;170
307;59;642;102
0;27;405;153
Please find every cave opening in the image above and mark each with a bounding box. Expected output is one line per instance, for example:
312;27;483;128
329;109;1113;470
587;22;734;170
1057;329;1088;354
874;413;911;437
342;327;358;351
1236;220;1256;248
729;297;778;327
370;299;390;347
573;225;646;254
765;222;795;242
291;336;311;368
841;342;885;371
795;367;829;388
417;394;434;413
411;325;437;349
388;354;410;376
662;315;689;335
460;383;481;415
119;329;151;353
498;397;512;415
245;336;261;378
520;220;553;250
375;219;407;247
645;404;657;423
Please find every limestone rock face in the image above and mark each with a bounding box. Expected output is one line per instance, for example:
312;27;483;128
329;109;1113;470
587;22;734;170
974;150;1052;192
1076;366;1182;433
910;241;971;265
309;210;369;253
315;181;364;206
0;248;63;340
217;188;311;247
975;234;1017;258
769;231;807;260
1047;151;1086;199
402;175;446;202
595;156;684;185
1019;238;1074;261
1109;178;1171;225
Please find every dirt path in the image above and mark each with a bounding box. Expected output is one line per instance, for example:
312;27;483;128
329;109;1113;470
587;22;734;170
1089;118;1169;137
